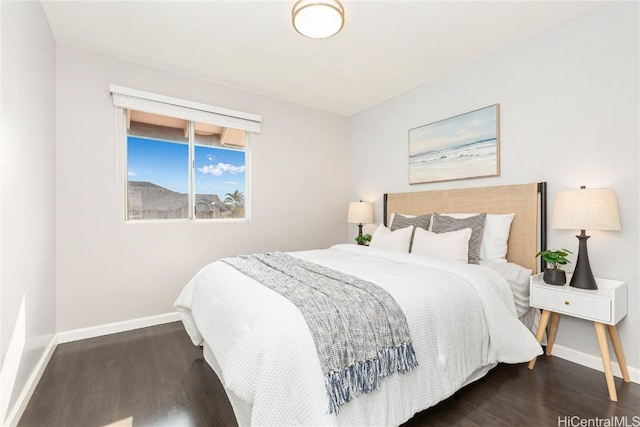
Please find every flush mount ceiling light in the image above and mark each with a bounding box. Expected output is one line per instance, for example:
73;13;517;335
292;0;345;39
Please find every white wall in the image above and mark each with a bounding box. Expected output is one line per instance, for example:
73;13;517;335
0;1;57;422
55;45;348;332
347;2;639;375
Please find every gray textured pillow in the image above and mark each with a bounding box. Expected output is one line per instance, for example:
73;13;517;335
431;213;487;264
390;213;431;232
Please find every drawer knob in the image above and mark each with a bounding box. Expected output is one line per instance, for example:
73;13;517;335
564;300;570;305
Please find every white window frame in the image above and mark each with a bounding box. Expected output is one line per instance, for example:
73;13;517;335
111;85;261;222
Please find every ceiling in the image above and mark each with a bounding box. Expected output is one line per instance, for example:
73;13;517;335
41;1;610;117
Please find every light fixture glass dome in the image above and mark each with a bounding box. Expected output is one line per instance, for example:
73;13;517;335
292;0;345;39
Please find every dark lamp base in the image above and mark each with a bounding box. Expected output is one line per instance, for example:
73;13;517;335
356;223;364;245
569;233;598;290
570;274;598;290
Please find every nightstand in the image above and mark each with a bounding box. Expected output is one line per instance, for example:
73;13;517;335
527;273;630;401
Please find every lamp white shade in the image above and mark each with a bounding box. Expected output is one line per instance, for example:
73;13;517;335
292;0;345;39
552;188;621;231
347;201;373;224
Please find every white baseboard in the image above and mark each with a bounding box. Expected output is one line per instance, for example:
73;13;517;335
551;344;640;384
3;336;57;427
57;312;181;344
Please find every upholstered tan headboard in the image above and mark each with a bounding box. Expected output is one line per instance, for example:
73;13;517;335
384;182;547;272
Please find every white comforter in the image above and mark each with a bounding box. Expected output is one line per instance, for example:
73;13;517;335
175;244;542;426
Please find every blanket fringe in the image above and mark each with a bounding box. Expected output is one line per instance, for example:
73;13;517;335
325;342;418;414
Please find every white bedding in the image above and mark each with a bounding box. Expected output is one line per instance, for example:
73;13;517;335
479;259;542;336
175;244;542;426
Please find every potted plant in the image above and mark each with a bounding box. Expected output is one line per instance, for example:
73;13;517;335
536;248;572;285
355;233;372;246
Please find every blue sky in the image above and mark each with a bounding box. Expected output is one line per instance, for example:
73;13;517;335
127;136;246;198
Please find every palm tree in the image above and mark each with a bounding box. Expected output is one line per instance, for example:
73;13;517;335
223;190;245;218
224;190;244;207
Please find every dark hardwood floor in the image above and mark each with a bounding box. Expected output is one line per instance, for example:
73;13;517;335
19;322;639;427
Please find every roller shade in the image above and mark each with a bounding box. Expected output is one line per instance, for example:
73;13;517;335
110;85;262;133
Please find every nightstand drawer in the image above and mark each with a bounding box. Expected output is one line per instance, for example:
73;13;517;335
530;287;611;323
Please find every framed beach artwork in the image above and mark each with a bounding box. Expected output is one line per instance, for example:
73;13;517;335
409;104;500;185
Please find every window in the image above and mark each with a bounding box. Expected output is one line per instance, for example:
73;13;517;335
111;86;261;221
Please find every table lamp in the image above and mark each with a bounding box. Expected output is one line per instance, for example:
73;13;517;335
348;201;373;244
552;187;621;290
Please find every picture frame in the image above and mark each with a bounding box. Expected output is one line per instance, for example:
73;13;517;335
409;104;500;185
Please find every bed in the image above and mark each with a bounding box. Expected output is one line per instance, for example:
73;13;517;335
175;182;547;426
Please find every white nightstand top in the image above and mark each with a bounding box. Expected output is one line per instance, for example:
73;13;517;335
529;273;627;325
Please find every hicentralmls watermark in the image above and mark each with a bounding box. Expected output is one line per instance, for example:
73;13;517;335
558;416;640;427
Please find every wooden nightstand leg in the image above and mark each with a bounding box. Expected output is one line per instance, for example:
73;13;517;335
594;322;617;401
546;312;560;356
528;309;551;370
606;324;630;383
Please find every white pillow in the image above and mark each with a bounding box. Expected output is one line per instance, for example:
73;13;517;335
411;227;472;263
443;213;515;262
369;224;413;253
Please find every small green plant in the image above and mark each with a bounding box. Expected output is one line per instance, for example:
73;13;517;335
536;249;572;270
355;234;372;246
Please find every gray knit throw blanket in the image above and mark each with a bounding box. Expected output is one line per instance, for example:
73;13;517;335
221;252;418;414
